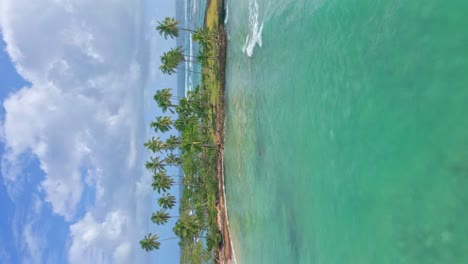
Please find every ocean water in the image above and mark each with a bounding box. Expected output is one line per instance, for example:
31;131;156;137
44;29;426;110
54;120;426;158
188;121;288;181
223;0;468;263
177;0;207;95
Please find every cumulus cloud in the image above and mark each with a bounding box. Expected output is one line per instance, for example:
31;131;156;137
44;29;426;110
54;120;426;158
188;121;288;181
69;211;129;263
0;0;153;262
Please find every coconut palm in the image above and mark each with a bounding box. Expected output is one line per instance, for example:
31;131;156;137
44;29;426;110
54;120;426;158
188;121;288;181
145;156;165;172
175;97;191;116
160;46;209;75
173;216;202;239
164;153;182;166
154;170;184;180
160;51;181;71
153;170;172;182
165;135;181;151
196;49;216;65
156;17;195;39
192;27;217;47
140;233;178;252
140;233;161;252
159;63;177;76
160;63;203;76
152;174;174;193
151;209;176;225
174;117;188;131
151;116;173;133
153;88;175;113
144;136;166;153
186;88;212;117
158;193;176;209
161;47;201;72
179;128;215;152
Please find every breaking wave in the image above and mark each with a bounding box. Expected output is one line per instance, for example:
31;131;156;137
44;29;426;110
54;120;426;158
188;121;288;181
242;0;264;57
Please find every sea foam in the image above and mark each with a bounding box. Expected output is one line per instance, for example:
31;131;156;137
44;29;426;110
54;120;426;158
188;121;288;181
242;0;264;57
224;1;229;24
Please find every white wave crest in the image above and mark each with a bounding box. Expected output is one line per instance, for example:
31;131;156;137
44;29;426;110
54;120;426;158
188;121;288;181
242;0;264;57
224;1;229;24
192;0;197;15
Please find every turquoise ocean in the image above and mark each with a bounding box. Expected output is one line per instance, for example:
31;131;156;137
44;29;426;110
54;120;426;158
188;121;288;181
223;0;468;263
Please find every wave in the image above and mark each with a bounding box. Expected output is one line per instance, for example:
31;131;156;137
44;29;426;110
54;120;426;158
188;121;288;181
224;1;229;24
242;0;264;57
192;0;197;16
182;0;206;96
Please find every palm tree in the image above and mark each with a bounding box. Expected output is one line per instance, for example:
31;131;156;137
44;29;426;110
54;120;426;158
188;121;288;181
173;216;202;239
151;209;177;225
153;172;199;189
140;233;161;251
161;47;202;72
164;153;182;166
165;135;181;151
144;136;166;153
152;174;174;193
186;87;213;117
159;63;177;76
158;193;176;209
179;129;216;152
154;170;184;180
153;170;168;180
140;233;178;252
153;88;176;113
145;156;165;172
192;27;217;47
156;17;195;39
151;116;173;133
160;64;203;76
174;113;200;131
174;117;188;131
159;47;210;76
196;49;216;65
160;49;181;70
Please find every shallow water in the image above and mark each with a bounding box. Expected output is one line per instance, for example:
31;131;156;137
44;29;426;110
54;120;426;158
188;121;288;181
223;0;468;263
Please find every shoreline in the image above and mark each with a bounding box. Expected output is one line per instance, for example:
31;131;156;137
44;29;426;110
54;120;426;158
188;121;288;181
214;26;232;263
204;0;234;263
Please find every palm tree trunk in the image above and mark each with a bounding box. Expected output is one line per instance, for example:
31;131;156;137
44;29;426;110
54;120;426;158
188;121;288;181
176;67;202;74
179;27;196;33
185;55;217;60
174;183;203;186
183;59;202;66
160;237;179;242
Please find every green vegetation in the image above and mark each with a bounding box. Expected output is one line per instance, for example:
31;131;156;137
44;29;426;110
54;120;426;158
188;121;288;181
140;14;223;263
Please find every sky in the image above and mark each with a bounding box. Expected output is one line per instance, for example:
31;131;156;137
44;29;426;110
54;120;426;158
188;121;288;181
0;0;180;263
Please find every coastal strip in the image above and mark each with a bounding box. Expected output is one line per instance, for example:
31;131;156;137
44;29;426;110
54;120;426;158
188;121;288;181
204;0;233;263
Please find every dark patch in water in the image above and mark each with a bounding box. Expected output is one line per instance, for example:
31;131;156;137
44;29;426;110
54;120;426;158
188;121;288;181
256;137;265;157
288;230;301;261
275;184;302;262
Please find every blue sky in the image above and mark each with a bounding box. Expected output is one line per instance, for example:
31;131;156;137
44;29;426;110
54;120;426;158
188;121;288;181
0;0;180;263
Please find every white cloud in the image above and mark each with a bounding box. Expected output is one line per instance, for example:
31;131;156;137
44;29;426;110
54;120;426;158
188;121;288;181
22;224;43;264
0;0;153;263
69;211;132;264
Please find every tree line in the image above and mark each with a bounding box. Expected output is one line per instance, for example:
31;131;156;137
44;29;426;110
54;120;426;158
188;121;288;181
139;17;220;260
